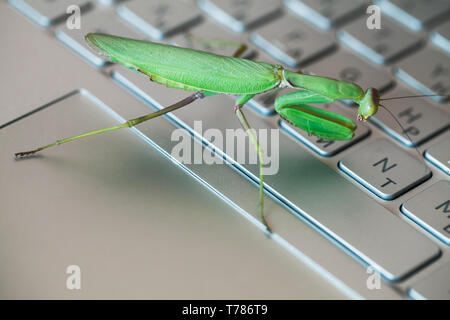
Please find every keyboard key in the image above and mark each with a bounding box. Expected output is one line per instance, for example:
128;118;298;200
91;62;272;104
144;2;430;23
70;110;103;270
338;15;422;65
117;0;202;40
395;46;450;103
402;181;450;245
169;20;256;59
377;0;450;32
409;262;450;300
251;14;336;68
371;87;450;147
284;0;366;30
279;103;370;157
431;20;450;54
339;139;431;200
198;0;282;33
114;66;441;281
55;10;143;67
425;137;450;175
307;49;394;97
9;0;91;27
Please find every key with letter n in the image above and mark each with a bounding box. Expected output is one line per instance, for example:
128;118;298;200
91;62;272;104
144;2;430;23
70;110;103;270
339;139;431;200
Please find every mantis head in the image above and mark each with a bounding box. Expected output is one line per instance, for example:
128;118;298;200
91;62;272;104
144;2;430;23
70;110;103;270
355;88;380;122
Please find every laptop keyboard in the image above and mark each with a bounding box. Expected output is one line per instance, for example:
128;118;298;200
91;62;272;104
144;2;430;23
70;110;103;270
7;0;450;298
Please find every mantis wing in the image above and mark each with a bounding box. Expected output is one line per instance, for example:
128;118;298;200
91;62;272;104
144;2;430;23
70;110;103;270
86;33;281;95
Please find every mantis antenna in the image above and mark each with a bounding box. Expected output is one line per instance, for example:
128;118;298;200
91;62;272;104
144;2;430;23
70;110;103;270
378;104;424;161
380;94;450;101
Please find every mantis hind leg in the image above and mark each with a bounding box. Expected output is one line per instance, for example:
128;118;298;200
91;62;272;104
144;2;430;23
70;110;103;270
234;94;272;234
15;91;208;158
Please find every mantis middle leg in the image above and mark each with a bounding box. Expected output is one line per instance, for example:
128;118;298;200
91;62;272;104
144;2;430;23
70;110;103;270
234;94;272;233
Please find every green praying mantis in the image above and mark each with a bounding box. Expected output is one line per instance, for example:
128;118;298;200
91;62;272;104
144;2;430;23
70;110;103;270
15;33;436;233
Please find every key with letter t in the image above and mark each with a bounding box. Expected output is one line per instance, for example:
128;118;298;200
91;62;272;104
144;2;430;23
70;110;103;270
339;139;431;200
